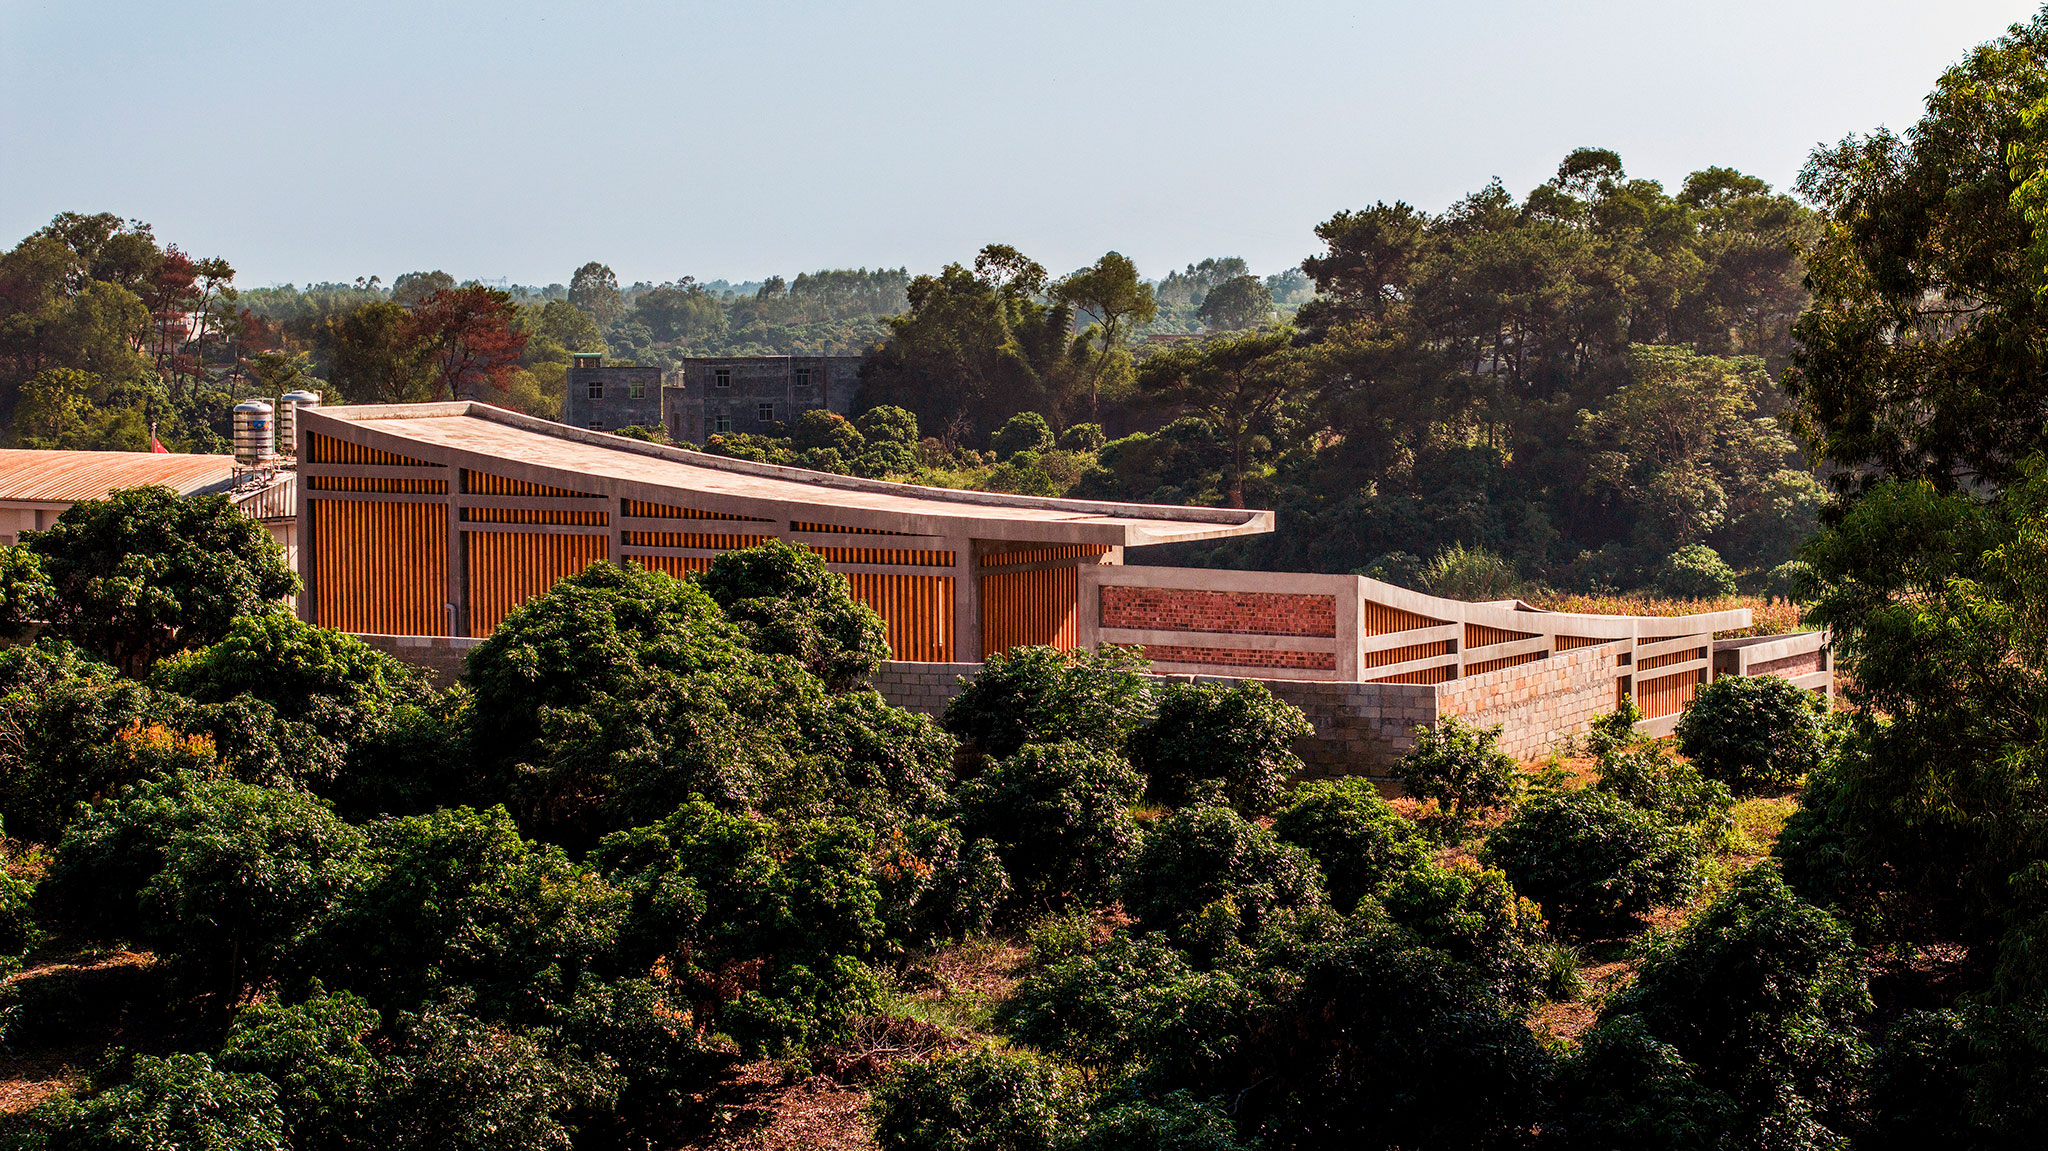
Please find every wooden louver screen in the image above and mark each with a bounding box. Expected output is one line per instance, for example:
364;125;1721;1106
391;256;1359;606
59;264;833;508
307;475;447;494
980;544;1111;568
848;573;955;663
622;499;771;522
1361;600;1443;635
463;470;601;498
464;507;609;526
307;433;438;467
1638;669;1705;718
467;532;609;636
982;567;1078;658
311;499;448;635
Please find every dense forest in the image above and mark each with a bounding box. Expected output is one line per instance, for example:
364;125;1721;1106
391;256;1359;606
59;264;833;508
10;9;2048;1149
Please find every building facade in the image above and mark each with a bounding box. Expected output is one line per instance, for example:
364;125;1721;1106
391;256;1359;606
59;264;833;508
563;353;668;432
664;355;861;443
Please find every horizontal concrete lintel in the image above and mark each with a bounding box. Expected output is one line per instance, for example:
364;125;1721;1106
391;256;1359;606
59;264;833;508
1099;627;1340;653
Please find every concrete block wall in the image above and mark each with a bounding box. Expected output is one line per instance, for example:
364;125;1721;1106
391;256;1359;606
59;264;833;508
1436;643;1620;761
353;633;480;688
870;661;984;719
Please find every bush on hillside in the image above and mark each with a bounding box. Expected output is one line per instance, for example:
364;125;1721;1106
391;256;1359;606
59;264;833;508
1558;867;1871;1149
943;645;1153;762
1123;804;1326;962
695;539;889;690
1655;544;1740;599
870;1047;1078;1151
1480;789;1701;936
1398;717;1520;827
1128;680;1310;815
1271;778;1429;912
1675;674;1826;793
989;412;1054;459
957;741;1141;913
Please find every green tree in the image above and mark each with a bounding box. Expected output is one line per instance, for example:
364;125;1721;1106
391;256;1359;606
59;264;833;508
1128;679;1310;814
1137;329;1310;508
326;300;432;404
957;741;1141;913
1055;252;1156;422
694;540;888;689
1195;274;1274;331
1791;12;2048;492
1675;674;1826;793
568;262;624;328
20;487;298;675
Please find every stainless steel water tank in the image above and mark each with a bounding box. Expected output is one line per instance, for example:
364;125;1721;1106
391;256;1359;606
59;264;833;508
277;389;321;456
233;400;275;466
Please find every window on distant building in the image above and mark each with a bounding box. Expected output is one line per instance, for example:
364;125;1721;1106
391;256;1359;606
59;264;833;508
793;367;812;388
715;413;732;433
758;403;775;423
587;381;603;399
713;368;731;388
587;420;604;430
629;380;646;398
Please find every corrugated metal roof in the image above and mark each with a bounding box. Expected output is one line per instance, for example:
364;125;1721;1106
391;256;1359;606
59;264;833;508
0;449;241;503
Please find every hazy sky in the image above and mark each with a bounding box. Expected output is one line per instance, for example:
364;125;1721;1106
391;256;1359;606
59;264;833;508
2;1;2041;288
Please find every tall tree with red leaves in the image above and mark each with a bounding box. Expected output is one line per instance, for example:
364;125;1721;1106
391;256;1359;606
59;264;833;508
408;286;527;401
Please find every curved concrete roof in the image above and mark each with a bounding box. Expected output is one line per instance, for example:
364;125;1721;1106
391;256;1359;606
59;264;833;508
306;402;1276;547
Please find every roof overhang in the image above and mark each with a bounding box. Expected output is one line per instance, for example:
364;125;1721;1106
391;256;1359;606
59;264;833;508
302;402;1275;548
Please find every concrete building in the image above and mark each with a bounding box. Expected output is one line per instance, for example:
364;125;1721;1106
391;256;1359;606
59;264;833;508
664;355;861;443
563;353;667;433
294;399;1830;774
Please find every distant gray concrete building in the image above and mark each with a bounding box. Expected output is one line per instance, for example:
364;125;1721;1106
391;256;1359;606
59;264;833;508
663;355;861;443
563;353;668;432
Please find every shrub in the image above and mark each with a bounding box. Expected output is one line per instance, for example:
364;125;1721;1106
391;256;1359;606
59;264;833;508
1398;717;1519;826
23;1052;288;1151
855;405;919;446
46;773;366;996
989;412;1054;460
791;409;864;455
1584;867;1871;1147
1381;859;1556;1007
1128;680;1310;815
997;931;1198;1066
1418;543;1519;600
1656;543;1741;599
957;742;1141;912
372;1000;607;1151
696;540;889;690
1480;789;1701;935
1066;1091;1246;1151
943;646;1153;762
1271;778;1428;912
1123;805;1325;962
596;800;885;1055
1675;674;1826;793
217;991;384;1151
19;486;299;675
870;1047;1077;1151
855;439;919;477
1595;742;1734;830
316;805;627;1022
1055;422;1106;453
1242;926;1550;1149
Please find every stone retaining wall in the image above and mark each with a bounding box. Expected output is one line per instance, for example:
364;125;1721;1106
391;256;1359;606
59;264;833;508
1437;642;1621;761
353;633;479;687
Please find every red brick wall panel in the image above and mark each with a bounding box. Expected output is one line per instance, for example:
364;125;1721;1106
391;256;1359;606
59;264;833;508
1101;586;1337;637
1143;644;1337;670
1747;652;1823;677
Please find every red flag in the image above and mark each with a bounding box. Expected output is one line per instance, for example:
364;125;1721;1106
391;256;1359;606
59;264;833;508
149;422;168;453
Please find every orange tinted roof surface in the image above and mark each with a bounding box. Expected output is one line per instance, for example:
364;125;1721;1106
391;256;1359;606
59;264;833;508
0;450;238;503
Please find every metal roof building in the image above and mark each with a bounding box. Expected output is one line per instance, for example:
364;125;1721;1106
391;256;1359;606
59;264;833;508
0;448;297;559
295;401;1272;658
